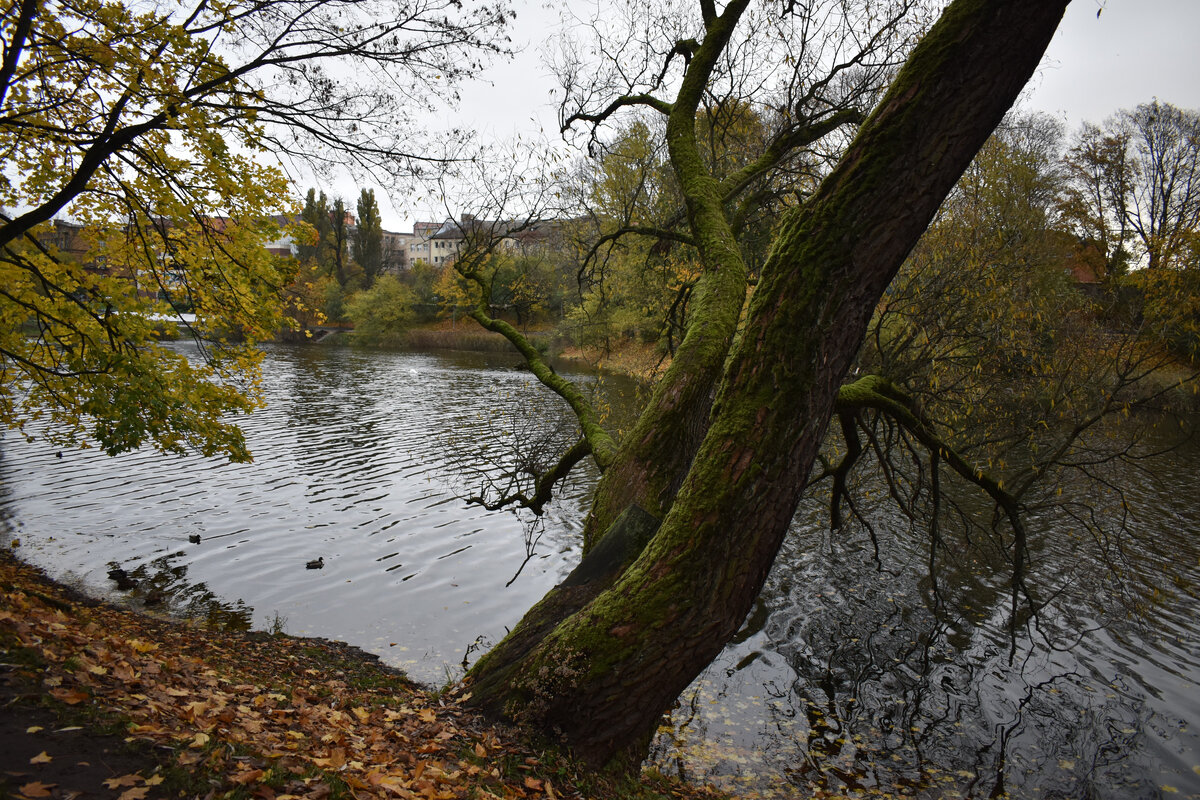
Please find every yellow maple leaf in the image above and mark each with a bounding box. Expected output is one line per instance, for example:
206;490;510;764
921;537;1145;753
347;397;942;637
29;751;52;764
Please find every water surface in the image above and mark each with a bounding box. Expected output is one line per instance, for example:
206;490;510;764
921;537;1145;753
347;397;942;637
2;343;1197;798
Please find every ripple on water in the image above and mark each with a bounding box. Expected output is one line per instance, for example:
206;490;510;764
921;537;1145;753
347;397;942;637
2;343;1199;798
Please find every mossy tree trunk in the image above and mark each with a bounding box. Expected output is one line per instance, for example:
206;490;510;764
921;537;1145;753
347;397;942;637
468;0;1070;769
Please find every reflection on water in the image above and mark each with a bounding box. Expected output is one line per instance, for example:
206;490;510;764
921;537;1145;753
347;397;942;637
104;553;254;630
1;343;1198;798
0;344;626;681
649;446;1200;798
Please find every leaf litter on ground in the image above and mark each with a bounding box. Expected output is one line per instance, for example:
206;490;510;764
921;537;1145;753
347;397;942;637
0;552;726;800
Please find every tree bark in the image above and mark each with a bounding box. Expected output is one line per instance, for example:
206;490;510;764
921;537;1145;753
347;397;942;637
466;0;753;687
468;0;1071;769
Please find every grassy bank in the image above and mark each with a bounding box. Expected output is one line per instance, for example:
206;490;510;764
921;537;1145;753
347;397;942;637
0;552;723;800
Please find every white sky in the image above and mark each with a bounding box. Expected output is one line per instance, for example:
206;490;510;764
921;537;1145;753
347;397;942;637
375;0;1200;230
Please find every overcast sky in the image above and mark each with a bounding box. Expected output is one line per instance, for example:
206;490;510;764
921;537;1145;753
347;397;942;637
378;0;1200;229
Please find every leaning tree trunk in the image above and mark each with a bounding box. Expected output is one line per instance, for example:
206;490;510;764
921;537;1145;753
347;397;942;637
468;0;1071;769
465;1;753;686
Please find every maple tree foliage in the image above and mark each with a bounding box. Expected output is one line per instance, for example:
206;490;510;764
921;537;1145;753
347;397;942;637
0;0;510;460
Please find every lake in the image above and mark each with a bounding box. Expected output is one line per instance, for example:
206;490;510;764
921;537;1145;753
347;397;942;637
1;343;1197;798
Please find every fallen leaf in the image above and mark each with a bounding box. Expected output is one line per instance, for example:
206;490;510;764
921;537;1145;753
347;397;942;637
524;777;543;791
190;732;210;749
103;775;141;789
418;709;437;723
473;742;487;758
19;782;56;798
25;726;43;734
144;775;163;786
117;787;149;800
29;752;52;765
49;688;89;705
230;769;265;785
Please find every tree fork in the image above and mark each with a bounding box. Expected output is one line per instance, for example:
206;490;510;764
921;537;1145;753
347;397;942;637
576;0;754;548
466;0;1071;769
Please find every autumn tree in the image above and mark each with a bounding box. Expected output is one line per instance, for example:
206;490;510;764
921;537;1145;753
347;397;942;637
0;0;510;457
1063;100;1200;273
1122;100;1200;270
850;113;1193;635
1060;121;1136;277
448;0;1074;769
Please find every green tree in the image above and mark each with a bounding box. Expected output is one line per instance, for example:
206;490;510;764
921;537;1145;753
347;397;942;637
355;189;386;285
451;0;1073;769
0;0;510;458
345;276;417;346
297;189;334;265
327;197;356;288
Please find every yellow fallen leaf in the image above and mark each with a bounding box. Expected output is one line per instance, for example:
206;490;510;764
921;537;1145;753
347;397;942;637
29;751;52;764
190;732;210;749
474;742;487;758
25;726;43;734
117;787;149;800
144;775;163;786
419;709;437;723
103;775;141;789
19;781;56;798
352;706;371;723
